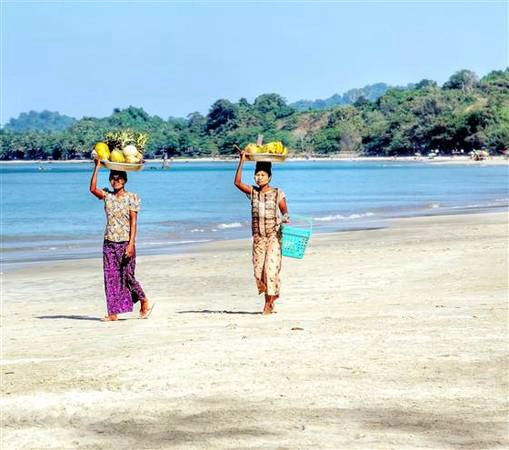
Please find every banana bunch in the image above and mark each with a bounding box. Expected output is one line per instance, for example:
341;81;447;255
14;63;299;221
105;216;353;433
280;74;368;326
261;141;288;155
244;143;263;154
244;141;288;156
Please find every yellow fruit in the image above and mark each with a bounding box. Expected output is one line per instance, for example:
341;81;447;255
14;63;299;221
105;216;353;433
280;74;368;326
245;143;263;154
261;141;285;154
124;152;142;164
94;142;110;160
110;149;125;163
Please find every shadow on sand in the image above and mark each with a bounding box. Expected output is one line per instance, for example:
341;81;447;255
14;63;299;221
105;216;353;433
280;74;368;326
35;315;105;321
10;401;504;449
177;310;262;315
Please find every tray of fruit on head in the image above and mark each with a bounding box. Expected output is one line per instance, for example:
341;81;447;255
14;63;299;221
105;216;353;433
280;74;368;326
243;141;289;162
91;130;149;172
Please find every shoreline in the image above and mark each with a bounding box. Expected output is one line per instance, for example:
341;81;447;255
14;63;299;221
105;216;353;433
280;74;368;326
1;155;508;165
3;210;508;449
3;204;508;272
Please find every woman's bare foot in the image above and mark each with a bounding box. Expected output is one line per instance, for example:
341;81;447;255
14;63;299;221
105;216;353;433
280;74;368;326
101;314;118;322
262;295;274;315
139;298;154;319
265;296;278;314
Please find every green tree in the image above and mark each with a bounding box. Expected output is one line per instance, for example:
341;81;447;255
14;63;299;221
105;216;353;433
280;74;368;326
443;70;479;92
206;99;239;133
415;79;438;90
311;128;341;154
253;94;293;117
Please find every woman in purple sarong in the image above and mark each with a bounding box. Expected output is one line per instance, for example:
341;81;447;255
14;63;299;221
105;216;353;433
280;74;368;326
89;158;152;321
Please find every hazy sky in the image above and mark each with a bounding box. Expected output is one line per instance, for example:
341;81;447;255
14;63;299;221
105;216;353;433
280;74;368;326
2;0;508;123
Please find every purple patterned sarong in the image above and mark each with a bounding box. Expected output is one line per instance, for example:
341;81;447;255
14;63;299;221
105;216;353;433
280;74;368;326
103;240;145;315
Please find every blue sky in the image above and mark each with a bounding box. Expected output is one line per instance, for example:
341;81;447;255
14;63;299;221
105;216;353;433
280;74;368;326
1;0;507;123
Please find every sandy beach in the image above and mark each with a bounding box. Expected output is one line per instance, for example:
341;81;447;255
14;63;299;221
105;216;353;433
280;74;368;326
2;211;508;449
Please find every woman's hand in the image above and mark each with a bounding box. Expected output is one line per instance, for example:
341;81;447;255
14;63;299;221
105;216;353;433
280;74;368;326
234;147;251;194
233;144;245;159
125;242;135;258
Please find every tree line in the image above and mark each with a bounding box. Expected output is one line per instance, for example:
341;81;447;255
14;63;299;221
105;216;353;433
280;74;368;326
1;68;507;160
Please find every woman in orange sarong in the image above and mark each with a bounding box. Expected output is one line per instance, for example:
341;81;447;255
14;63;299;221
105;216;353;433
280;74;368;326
234;151;289;314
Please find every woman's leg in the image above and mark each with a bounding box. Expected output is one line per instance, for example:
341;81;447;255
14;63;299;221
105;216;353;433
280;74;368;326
252;236;268;294
263;235;282;313
123;248;152;317
124;248;146;304
103;241;134;317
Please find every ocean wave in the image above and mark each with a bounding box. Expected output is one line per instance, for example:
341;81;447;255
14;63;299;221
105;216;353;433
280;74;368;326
451;202;507;209
142;239;211;246
314;212;375;222
217;222;243;229
428;203;441;209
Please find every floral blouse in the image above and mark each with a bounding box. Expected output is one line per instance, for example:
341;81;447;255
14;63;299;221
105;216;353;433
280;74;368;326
103;190;141;242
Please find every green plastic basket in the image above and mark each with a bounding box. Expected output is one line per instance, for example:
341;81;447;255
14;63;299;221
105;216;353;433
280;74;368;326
281;216;313;259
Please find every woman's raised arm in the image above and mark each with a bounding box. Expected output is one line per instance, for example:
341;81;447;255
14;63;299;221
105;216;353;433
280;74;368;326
234;150;252;195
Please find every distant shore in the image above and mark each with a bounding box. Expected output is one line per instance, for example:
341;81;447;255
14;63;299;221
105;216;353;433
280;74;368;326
1;155;508;165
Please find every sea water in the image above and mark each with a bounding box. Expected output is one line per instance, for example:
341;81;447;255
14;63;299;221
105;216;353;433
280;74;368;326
2;160;508;266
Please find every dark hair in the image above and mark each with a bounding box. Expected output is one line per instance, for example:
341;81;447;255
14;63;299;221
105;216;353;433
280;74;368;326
255;161;272;177
109;170;128;182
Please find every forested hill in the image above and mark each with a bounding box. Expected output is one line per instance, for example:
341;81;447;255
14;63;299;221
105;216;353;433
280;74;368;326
1;68;508;160
290;82;410;111
4;110;76;132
